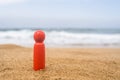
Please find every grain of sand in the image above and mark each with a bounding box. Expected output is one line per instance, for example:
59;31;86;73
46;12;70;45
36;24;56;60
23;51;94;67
0;44;120;80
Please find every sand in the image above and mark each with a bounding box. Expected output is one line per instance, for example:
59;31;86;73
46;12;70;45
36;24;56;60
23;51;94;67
0;44;120;80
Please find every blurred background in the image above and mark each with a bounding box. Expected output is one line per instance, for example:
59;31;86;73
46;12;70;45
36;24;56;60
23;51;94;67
0;0;120;47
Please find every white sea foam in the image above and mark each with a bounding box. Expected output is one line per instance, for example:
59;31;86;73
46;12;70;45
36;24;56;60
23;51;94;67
0;29;120;47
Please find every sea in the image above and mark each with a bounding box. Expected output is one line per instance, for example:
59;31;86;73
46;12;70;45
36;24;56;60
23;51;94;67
0;28;120;48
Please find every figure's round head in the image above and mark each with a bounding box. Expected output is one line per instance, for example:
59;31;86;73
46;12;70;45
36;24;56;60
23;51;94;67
34;30;45;43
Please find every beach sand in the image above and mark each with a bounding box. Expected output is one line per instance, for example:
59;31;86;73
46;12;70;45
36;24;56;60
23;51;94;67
0;44;120;80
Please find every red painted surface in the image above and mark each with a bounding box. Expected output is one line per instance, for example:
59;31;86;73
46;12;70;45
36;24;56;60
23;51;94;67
33;30;45;71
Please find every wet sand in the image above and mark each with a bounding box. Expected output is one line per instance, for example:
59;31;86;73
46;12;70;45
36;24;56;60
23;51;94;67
0;44;120;80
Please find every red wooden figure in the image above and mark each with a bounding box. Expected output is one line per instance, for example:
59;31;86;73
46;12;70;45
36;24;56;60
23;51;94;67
33;30;45;71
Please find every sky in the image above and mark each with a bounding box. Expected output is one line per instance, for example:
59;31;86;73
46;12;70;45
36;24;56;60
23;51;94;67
0;0;120;29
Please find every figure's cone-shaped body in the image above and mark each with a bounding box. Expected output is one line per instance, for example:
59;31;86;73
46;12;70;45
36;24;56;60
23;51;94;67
33;30;45;71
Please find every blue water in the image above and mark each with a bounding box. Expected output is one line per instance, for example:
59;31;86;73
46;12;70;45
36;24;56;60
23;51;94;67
1;27;120;34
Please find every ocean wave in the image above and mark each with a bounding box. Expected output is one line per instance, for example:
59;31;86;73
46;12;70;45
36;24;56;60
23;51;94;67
0;30;120;47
